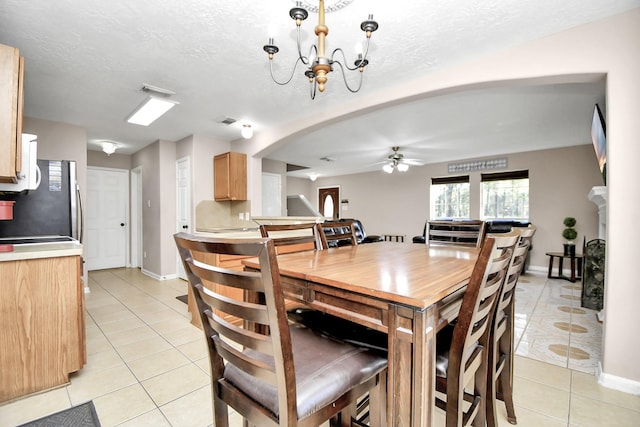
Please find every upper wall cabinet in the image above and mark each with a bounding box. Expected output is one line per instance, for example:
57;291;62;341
214;152;247;201
0;44;24;183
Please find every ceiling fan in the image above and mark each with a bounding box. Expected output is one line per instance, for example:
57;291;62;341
381;146;424;173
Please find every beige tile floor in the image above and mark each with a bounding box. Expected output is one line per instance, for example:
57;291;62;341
1;268;639;426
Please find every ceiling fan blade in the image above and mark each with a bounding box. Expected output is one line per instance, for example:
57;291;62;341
402;159;425;166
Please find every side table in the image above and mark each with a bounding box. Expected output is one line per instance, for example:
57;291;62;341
546;252;583;282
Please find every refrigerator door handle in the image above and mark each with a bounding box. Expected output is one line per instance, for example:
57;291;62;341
76;184;84;244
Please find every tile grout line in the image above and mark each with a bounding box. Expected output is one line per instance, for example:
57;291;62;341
84;270;205;426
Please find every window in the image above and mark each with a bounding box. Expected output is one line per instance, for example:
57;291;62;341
431;175;470;219
481;170;529;220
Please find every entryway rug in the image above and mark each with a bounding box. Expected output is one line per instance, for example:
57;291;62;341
18;401;101;427
176;294;188;304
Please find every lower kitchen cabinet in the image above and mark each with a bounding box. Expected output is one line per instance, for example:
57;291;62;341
0;254;85;403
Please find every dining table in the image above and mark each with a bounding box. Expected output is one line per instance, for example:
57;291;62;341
242;241;480;427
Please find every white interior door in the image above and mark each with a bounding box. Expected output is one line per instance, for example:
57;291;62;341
176;157;191;280
262;173;282;216
85;167;128;271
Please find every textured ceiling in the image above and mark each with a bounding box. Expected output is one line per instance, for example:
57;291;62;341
0;0;637;177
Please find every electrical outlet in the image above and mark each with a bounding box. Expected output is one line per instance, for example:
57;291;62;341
245;211;250;220
143;251;147;258
239;212;244;220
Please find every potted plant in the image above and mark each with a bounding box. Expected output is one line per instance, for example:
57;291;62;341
562;217;577;256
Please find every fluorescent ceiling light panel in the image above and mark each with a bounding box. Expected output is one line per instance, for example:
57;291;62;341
127;96;178;126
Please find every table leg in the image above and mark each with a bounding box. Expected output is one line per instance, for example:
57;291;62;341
570;257;576;282
558;257;564;277
387;304;435;427
547;255;554;278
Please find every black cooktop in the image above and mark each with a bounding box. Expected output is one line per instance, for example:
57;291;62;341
0;236;76;245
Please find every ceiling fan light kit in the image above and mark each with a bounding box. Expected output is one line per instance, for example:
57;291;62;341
263;0;378;99
382;146;422;173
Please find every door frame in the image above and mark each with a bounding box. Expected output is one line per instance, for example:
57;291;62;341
176;157;191;280
131;166;142;269
318;186;340;219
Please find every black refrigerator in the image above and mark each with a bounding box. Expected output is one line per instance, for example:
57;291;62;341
0;159;82;240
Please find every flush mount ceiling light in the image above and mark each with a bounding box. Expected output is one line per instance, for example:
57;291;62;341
102;141;117;156
241;124;254;139
263;0;378;99
126;85;179;126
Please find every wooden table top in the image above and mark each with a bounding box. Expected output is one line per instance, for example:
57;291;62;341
243;242;480;309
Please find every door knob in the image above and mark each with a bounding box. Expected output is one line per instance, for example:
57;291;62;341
182;225;188;229
120;223;125;227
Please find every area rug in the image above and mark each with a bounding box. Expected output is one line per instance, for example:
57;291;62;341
176;294;188;304
18;401;101;427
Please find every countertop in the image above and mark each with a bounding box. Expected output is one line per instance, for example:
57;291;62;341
0;240;83;262
194;230;262;239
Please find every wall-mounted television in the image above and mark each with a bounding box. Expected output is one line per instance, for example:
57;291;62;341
591;104;606;185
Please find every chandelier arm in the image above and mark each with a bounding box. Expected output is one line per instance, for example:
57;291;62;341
309;77;317;100
297;26;311;65
330;48;359;71
307;44;318;64
330;36;373;71
332;60;364;93
269;56;305;86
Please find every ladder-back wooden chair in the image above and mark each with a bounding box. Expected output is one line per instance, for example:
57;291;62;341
319;220;358;249
174;233;387;427
259;223;324;254
434;231;519;427
487;226;536;427
428;220;487;248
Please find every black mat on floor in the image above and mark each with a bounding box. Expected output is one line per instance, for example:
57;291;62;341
176;294;188;304
18;401;101;427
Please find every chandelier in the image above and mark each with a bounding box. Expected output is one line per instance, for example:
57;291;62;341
263;0;378;99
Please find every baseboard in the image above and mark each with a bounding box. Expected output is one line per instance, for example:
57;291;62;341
526;265;547;273
597;362;640;395
141;268;177;281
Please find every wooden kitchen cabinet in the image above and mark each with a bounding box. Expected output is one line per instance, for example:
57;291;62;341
187;251;250;328
0;43;24;183
214;152;247;201
0;255;85;403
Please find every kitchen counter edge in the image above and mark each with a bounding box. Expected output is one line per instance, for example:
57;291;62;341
0;242;83;262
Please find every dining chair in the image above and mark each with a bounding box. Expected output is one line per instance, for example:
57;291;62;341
174;233;388;427
487;226;536;427
259;222;324;254
434;231;519;427
427;220;487;248
319;220;358;249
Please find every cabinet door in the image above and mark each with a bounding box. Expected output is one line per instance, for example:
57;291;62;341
214;153;231;200
0;44;23;183
214;152;247;201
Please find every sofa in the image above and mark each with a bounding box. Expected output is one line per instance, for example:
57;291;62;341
322;218;383;247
